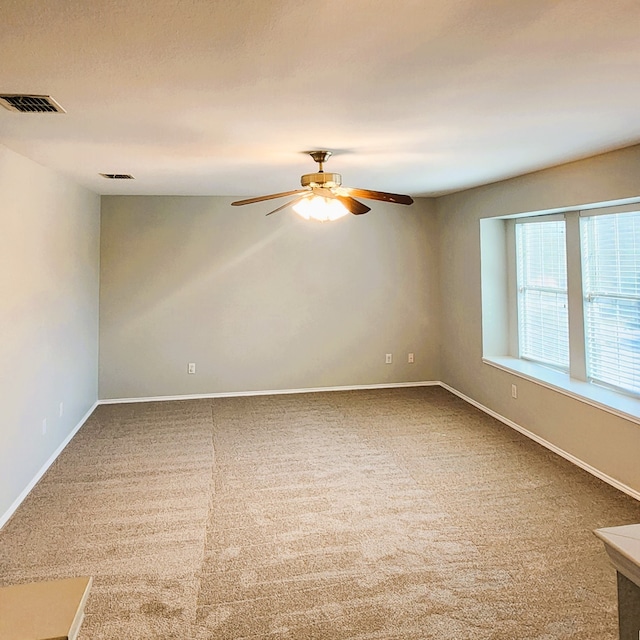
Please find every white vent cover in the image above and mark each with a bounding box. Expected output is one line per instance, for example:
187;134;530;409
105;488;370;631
0;94;65;113
99;173;135;180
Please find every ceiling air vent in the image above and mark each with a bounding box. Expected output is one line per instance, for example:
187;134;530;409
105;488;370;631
0;94;65;113
100;173;135;180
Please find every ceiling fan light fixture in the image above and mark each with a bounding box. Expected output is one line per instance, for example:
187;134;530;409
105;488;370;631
230;150;413;219
292;196;349;222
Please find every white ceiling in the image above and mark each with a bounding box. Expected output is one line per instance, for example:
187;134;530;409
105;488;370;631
1;0;640;197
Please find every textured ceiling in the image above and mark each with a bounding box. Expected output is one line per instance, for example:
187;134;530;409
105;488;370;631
1;0;640;197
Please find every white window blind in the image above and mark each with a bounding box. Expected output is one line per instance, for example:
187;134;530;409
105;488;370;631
582;211;640;396
516;220;569;369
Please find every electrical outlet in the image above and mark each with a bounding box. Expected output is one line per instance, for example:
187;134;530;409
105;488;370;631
511;384;518;399
385;353;392;364
408;353;414;363
42;418;47;435
188;362;196;374
59;402;64;418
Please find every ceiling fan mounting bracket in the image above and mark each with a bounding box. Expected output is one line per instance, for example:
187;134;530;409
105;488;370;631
308;150;332;165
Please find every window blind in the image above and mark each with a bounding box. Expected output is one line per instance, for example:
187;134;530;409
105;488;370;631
516;220;569;369
582;211;640;395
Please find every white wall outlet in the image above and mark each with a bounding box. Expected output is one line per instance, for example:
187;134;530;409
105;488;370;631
188;362;196;374
59;402;64;418
408;353;415;363
511;384;518;399
42;418;47;435
385;353;393;364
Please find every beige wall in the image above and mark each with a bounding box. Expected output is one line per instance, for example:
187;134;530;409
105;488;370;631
99;196;440;399
0;145;100;521
437;144;640;494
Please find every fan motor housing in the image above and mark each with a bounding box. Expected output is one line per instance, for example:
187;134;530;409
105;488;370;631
301;172;342;188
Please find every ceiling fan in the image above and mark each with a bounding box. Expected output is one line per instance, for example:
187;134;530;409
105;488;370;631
231;151;414;221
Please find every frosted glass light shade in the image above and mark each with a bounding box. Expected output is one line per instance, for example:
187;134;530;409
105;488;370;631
292;196;349;222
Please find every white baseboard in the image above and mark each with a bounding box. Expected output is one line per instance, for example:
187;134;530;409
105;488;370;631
98;380;441;404
439;382;640;503
0;401;99;530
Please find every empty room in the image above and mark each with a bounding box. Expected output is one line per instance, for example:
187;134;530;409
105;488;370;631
1;2;640;639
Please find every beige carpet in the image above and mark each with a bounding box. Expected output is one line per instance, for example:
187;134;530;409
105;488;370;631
1;387;639;639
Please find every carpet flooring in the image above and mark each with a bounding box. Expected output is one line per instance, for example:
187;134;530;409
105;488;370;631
1;387;639;639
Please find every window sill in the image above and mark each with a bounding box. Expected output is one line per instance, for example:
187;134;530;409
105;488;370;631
483;356;640;426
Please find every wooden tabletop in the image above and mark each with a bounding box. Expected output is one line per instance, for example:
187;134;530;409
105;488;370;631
0;576;92;640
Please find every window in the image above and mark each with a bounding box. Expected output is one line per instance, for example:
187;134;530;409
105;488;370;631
481;203;640;420
582;211;640;396
516;220;569;370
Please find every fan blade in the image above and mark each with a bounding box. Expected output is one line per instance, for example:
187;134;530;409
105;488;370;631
265;194;310;216
343;187;414;205
335;196;371;215
231;189;309;206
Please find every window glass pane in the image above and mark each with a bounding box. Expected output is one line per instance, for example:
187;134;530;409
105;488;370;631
582;211;640;395
516;220;569;369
